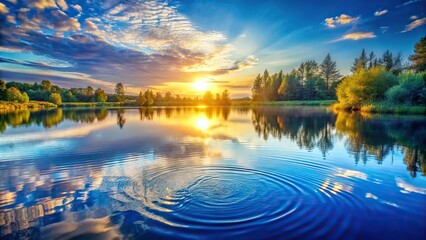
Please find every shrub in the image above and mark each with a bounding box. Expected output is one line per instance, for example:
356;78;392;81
336;67;397;108
6;87;29;103
386;72;426;105
48;93;62;105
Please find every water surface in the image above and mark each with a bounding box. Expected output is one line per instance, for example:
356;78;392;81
0;107;425;239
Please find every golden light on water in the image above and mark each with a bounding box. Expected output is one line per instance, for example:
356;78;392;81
195;116;210;131
192;78;209;92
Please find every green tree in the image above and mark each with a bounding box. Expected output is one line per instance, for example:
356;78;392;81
409;35;426;73
164;92;172;102
299;60;318;81
252;74;263;101
336;67;397;108
368;51;376;69
278;70;302;100
271;70;283;100
20;92;29;103
63;90;77;102
262;69;271;100
320;54;341;91
221;90;231;105
203;91;214;105
115;83;125;102
144;89;154;106
41;80;52;91
379;50;394;71
386;72;426;105
351;49;368;73
48;93;62;105
215;93;221;105
154;92;163;103
0;79;6;100
86;86;94;96
137;91;146;106
94;88;107;102
6;87;23;102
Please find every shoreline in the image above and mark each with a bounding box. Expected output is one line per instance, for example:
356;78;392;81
331;103;426;115
2;100;425;115
0;101;57;112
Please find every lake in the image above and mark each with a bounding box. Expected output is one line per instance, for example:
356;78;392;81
0;107;425;239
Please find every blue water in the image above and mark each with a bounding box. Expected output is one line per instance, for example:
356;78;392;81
0;107;425;239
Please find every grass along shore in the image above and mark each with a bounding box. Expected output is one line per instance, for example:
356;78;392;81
251;100;336;106
332;103;426;115
59;102;123;108
0;101;57;111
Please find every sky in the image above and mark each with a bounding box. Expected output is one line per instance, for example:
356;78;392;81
0;0;425;97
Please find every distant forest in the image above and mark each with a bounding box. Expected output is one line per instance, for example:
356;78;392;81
252;35;426;109
0;80;231;106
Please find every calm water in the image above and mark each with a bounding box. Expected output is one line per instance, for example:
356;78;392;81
0;107;425;239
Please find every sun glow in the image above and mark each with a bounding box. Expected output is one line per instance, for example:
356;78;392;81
192;78;209;91
195;116;210;131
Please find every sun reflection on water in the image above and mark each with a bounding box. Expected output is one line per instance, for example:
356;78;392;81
195;116;210;131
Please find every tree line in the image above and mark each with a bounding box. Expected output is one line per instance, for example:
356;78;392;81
0;80;109;105
0;80;231;106
134;88;231;106
252;35;426;109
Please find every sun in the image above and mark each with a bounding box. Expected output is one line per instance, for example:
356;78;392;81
192;78;209;91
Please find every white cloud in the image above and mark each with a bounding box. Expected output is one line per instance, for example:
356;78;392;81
402;17;426;32
84;20;100;35
336;14;359;24
374;9;388;16
0;0;255;92
25;0;58;11
410;15;418;20
56;0;68;11
341;32;376;40
7;0;17;4
325;17;335;28
72;4;82;12
6;15;16;24
324;14;360;28
0;3;9;14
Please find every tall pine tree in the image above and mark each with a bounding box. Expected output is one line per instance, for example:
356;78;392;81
320;54;341;90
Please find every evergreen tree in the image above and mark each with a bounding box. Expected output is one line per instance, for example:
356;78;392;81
203;91;214;105
262;69;271;100
138;91;146;106
379;50;394;71
320;54;341;90
368;51;376;69
252;74;263;101
215;93;221;105
409;35;426;73
0;79;6;100
144;89;154;106
351;49;368;72
271;70;283;100
278;70;302;100
221;90;231;105
115;83;125;102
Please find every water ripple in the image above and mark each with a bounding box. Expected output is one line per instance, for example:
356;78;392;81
116;165;367;239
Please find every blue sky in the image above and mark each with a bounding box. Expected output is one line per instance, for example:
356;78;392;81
0;0;425;96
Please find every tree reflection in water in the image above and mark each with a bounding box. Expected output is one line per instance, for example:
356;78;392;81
252;107;336;156
251;107;426;177
0;108;109;132
117;109;126;129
